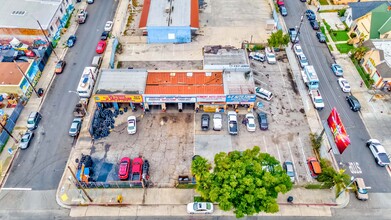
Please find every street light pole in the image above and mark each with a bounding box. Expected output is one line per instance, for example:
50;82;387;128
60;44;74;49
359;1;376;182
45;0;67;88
291;13;305;49
35;19;60;60
337;176;355;198
13;61;41;97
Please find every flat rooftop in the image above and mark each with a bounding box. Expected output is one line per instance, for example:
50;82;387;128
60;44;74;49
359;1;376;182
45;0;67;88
145;70;224;95
223;71;255;95
203;46;249;66
0;0;60;29
139;0;199;28
95;69;148;94
0;62;30;85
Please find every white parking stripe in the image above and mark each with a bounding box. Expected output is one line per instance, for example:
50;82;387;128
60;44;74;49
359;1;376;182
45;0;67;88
288;141;299;184
298;136;312;182
1;188;32;191
276;144;281;163
263;136;268;153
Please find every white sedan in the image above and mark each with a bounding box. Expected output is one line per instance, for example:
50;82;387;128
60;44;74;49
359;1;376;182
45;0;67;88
187;202;213;214
338;78;351;93
245;113;256;132
127;116;136;134
104;21;113;32
293;44;304;56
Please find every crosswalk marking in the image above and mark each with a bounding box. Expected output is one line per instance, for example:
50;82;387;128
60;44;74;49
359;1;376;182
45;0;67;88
348;162;362;174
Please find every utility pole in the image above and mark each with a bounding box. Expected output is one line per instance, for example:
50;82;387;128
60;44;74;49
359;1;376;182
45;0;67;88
291;13;305;49
0;122;18;144
67;166;93;202
13;61;41;97
36;19;60;60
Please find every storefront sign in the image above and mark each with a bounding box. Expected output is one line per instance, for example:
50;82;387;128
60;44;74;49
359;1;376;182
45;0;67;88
145;96;196;103
94;94;143;103
226;94;256;103
197;95;226;102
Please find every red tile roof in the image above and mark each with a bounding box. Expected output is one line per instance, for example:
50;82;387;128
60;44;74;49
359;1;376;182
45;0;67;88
145;71;224;94
0;62;29;85
190;0;199;28
139;0;151;29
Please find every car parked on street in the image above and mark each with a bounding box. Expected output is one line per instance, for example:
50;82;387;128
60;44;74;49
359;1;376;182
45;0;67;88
255;87;273;101
100;31;109;40
54;60;66;74
346;95;361;112
87;0;94;4
306;9;316;20
283;161;295;183
338;78;351;93
366;139;390;167
276;0;284;6
213;113;222;131
187;202;214;214
257;112;268;130
245;113;256;132
331;64;344;76
104;21;114;32
316;32;326;43
67;35;77;47
307;157;322;178
96;40;107;54
119;157;131;180
127;116;137;134
201;114;210;131
354;178;368;201
297;53;309;68
27;111;42;130
249;52;265;62
310;20;320;30
280;6;288;16
19;131;34;149
293;44;304;56
69;118;82;137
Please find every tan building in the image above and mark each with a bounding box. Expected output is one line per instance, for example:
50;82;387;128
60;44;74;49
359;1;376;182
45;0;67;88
345;2;391;42
0;62;32;95
361;40;391;88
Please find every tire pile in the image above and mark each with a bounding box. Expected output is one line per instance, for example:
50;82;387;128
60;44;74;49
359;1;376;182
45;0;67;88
91;108;116;140
77;154;93;169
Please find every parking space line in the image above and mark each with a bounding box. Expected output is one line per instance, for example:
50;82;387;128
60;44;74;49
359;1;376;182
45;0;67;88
263;136;268;153
298;135;312;182
277;62;293;110
193;112;196;156
287;141;299;184
276;144;281;163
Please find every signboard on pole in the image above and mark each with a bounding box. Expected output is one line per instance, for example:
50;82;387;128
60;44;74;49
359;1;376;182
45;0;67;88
327;107;350;154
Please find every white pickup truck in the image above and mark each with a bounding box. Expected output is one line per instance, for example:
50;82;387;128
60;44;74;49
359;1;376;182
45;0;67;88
309;90;324;110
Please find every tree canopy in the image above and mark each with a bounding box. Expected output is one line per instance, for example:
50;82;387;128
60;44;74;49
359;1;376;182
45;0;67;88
191;146;292;218
267;30;290;49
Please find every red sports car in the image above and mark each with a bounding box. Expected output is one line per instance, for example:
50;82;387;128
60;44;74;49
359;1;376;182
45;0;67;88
118;157;131;180
95;40;107;54
276;0;284;6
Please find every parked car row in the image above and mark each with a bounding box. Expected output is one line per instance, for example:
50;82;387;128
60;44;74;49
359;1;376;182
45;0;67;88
118;157;149;181
248;47;276;64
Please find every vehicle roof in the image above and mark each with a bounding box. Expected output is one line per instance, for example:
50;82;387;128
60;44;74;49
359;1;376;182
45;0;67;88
132;158;143;172
128;116;136;120
355;178;366;188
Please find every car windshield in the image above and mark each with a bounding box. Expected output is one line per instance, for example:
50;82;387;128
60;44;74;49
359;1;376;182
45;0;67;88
56;62;62;67
268;54;275;58
315;98;323;103
21;135;29;142
128;122;135;130
248;123;255;128
358;188;368;194
27;118;34;124
70;128;76;132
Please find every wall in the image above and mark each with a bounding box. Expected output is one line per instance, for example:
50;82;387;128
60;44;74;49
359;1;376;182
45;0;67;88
380;30;391;39
147;26;191;43
345;8;353;28
332;0;373;5
355;14;371;42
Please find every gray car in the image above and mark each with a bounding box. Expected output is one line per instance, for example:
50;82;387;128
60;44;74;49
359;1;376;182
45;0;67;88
19;131;34;149
69;118;82;137
283;161;295;183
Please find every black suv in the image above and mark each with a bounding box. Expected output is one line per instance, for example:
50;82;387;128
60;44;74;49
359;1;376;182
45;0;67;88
346;95;361;112
258;112;268;130
316;32;326;43
201;114;210;131
310;20;319;30
100;31;109;40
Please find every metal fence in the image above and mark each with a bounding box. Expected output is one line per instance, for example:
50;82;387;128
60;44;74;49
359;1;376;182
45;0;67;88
76;180;146;189
0;102;24;151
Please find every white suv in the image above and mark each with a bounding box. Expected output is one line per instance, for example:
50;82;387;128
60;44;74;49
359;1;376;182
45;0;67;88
366;139;390;167
249;52;265;62
265;48;276;64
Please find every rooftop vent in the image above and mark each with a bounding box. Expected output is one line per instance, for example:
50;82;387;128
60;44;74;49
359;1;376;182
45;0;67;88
11;11;26;16
187;72;193;77
170;72;176;76
205;72;212;76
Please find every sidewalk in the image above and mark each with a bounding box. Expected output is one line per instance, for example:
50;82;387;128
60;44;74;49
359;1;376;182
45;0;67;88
0;1;88;186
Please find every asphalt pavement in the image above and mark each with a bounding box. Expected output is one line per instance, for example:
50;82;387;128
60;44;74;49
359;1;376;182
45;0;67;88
0;0;118;212
281;1;391;192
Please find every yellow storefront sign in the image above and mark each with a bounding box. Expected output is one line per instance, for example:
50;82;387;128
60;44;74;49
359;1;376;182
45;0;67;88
94;94;143;103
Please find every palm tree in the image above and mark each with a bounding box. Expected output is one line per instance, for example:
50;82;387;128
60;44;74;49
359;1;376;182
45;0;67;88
333;169;351;197
191;156;211;181
351;46;369;61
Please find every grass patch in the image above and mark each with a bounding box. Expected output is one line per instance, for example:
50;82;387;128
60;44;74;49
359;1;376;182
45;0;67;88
328;45;334;51
194;196;202;202
319;9;339;13
176;183;196;189
329;31;349;42
305;184;330;189
319;0;329;5
320;26;326;35
351;58;371;88
323;20;331;32
335;43;354;54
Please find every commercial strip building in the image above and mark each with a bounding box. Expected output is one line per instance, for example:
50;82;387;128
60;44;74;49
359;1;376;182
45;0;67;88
203;45;251;72
93;69;256;113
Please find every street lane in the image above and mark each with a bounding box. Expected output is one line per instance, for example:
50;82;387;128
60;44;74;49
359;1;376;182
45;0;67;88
282;1;391;192
0;0;118;210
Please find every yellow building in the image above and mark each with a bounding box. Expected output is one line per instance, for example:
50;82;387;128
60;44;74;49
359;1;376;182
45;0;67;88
0;62;31;95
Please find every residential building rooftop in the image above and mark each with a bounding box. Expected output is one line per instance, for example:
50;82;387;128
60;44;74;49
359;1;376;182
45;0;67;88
348;1;386;20
0;62;30;85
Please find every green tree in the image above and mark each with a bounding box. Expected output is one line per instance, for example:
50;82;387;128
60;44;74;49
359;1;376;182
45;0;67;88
191;146;292;218
317;159;350;195
267;30;290;49
351;46;369;61
333;169;350;196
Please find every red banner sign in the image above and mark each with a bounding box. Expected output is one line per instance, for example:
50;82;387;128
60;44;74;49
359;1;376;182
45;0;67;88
327;107;350;154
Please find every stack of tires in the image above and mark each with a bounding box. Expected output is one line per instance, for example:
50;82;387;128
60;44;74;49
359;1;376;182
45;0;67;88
91;107;115;140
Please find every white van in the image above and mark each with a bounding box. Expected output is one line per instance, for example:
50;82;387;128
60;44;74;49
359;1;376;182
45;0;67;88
255;87;273;101
91;56;102;69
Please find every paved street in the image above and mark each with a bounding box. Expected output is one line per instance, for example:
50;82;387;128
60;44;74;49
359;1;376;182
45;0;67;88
0;0;118;212
282;1;391;192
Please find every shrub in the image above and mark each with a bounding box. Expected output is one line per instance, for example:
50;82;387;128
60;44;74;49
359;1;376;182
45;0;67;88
338;9;346;17
350;33;357;38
